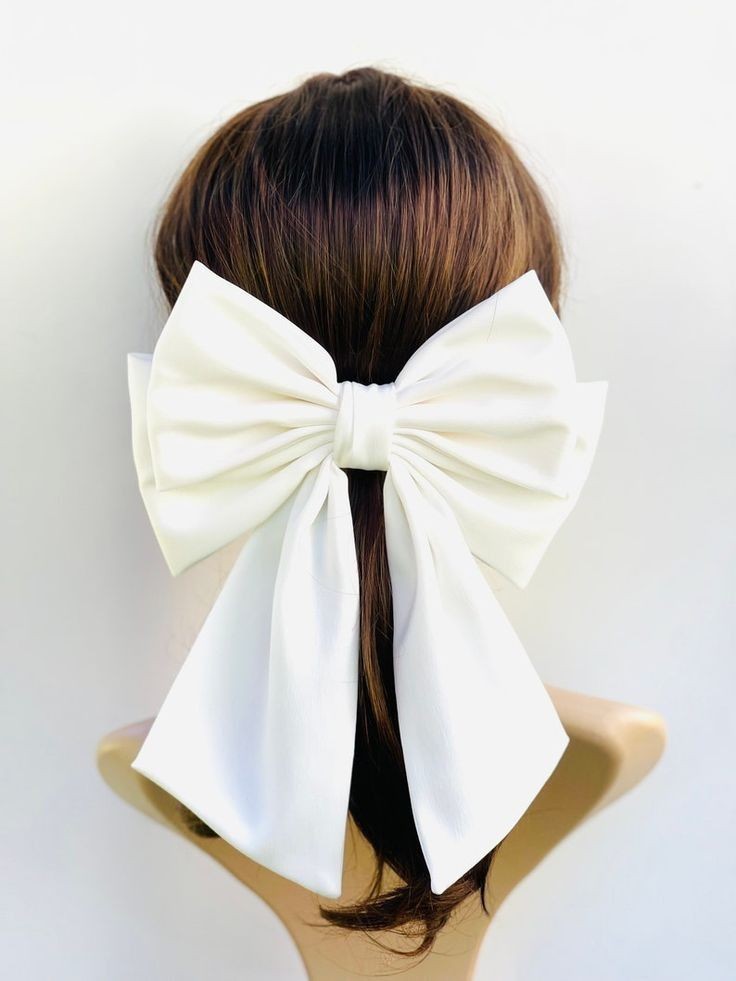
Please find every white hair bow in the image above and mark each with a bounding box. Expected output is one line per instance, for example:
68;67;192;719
127;260;607;898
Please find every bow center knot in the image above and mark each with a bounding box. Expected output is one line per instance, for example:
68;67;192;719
333;381;397;471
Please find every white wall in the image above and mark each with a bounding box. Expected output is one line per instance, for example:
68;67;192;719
3;2;734;978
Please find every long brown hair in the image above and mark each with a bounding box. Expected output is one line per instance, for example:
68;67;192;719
152;65;565;956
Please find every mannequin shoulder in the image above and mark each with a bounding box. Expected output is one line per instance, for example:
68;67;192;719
96;688;666;911
483;685;666;906
97;688;667;829
548;684;667;805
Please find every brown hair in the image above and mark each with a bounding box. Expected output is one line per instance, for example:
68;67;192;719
153;65;565;956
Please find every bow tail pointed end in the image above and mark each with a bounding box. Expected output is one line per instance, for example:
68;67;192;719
128;459;360;901
385;463;571;896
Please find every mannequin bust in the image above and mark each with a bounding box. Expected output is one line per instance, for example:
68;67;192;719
97;685;666;980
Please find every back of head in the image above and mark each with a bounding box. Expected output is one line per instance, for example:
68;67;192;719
153;65;564;956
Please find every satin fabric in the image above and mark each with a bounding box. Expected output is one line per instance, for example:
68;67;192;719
127;260;607;898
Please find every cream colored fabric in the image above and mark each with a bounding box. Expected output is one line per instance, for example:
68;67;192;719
126;260;607;898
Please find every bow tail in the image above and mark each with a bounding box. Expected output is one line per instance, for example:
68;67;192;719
131;455;360;899
384;459;570;895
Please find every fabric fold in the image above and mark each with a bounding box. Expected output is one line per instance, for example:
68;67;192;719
130;455;360;898
385;458;570;893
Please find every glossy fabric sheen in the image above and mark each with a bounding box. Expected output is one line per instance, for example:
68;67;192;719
127;260;608;898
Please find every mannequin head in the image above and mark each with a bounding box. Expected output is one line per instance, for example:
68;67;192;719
153;65;564;955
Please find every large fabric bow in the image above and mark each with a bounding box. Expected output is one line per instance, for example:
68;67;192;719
127;260;607;898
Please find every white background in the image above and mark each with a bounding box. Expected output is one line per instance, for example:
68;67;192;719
3;1;735;978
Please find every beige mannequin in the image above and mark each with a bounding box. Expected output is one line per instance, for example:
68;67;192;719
97;685;665;980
